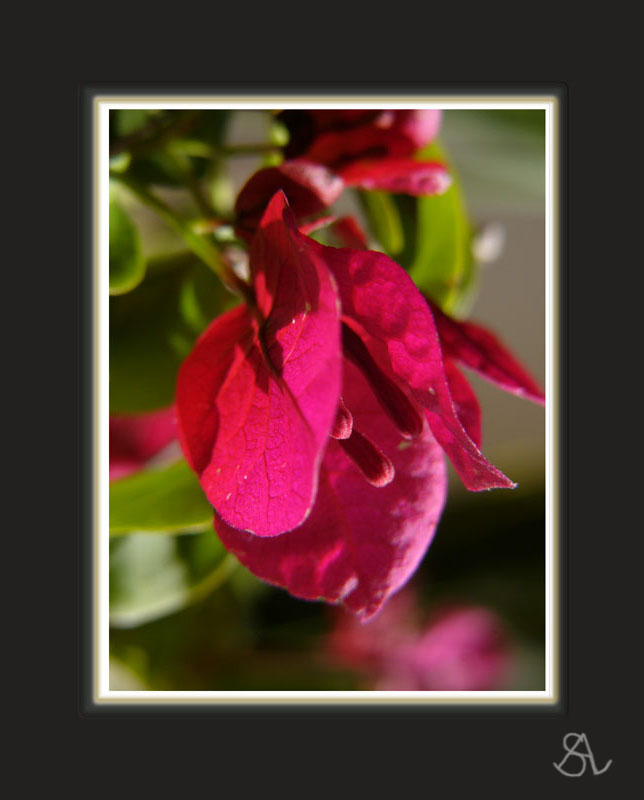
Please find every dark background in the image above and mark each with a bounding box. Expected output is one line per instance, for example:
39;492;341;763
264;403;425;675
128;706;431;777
77;79;635;787
12;35;632;791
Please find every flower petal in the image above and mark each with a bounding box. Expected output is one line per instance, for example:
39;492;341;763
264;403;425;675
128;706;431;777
234;162;343;241
429;300;545;404
199;340;335;537
296;124;415;167
444;361;482;448
390;110;442;150
177;193;342;536
329;216;369;250
298;215;337;236
280;110;442;162
215;359;447;618
305;240;515;490
392;607;510;691
176;304;255;476
109;406;177;481
338;158;451;196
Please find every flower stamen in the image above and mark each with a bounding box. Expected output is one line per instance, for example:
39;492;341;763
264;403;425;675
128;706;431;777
338;428;395;488
330;397;353;440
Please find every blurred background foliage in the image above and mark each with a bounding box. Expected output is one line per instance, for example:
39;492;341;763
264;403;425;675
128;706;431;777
109;108;546;691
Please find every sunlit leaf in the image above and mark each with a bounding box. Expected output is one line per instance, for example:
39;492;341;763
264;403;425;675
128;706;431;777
109;530;233;628
110;459;214;534
408;141;477;315
109;199;146;295
358;190;404;256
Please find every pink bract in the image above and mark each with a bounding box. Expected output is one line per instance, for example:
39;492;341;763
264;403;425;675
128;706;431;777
427;298;545;405
109;406;177;481
215;359;448;619
278;109;449;197
175;191;543;616
305;237;515;491
176;192;342;537
234;162;344;242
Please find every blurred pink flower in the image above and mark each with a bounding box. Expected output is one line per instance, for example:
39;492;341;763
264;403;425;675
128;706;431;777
109;406;177;481
277;109;449;196
329;590;511;690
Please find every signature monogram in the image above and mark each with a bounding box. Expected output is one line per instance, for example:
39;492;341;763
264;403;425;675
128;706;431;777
553;733;612;777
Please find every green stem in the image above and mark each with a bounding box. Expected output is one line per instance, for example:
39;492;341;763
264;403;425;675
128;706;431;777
186;554;238;606
111;171;226;280
109;554;238;628
164;150;216;218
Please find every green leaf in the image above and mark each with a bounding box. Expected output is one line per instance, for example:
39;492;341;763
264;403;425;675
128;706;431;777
110;459;213;535
110;252;238;413
109;530;234;628
109;199;146;295
408;141;477;315
358;190;404;256
190;109;231;149
123;110;231;187
476;109;545;137
112;109;153;137
127;151;194;188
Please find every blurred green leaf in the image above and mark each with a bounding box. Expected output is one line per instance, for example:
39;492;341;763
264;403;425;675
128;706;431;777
109;656;148;690
126;151;194;188
110;459;214;535
112;109;153;137
476;109;545;137
359;190;404;256
190;110;231;149
408;141;477;315
122;110;231;187
110;530;233;628
109;199;146;295
110;252;238;413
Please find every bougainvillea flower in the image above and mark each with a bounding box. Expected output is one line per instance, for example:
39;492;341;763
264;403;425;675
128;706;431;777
302;234;516;492
329;590;511;690
176;191;539;617
109;406;177;481
277;109;449;196
215;356;448;618
234;162;344;242
328;215;545;452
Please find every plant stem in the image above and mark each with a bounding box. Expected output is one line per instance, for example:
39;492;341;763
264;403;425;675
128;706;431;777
111;171;226;280
163;150;217;218
186;554;238;606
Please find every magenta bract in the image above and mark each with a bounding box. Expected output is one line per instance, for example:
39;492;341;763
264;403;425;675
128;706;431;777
278;109;449;197
175;191;542;616
234;162;344;242
215;359;447;619
109;406;177;481
176;192;342;537
428;298;545;405
304;238;515;490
